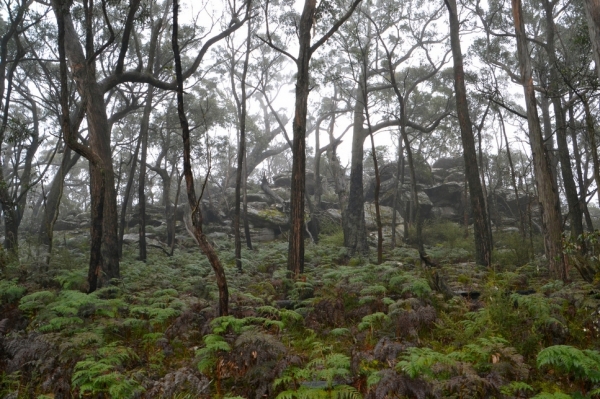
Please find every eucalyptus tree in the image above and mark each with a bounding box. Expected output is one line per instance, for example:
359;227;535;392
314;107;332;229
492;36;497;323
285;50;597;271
445;0;492;266
510;0;566;280
261;0;362;277
52;0;248;292
0;0;37;253
334;0;450;256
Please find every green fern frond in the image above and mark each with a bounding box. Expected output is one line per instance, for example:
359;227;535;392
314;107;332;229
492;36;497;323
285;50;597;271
397;347;456;379
19;290;56;313
500;381;534;396
358;312;390;331
38;316;83;332
329;328;350;336
537;345;600;384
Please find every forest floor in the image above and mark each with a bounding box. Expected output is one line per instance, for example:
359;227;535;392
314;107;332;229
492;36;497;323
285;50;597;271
1;221;600;398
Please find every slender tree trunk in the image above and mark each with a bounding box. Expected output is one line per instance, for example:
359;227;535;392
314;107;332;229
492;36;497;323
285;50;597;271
287;0;316;277
234;16;252;271
445;0;492;266
345;83;370;256
391;133;402;249
172;0;228;315
581;96;600;210
361;71;383;264
511;0;566;280
242;150;252;249
499;111;526;237
118;136;141;258
568;98;593;231
138;87;154;262
543;0;584;242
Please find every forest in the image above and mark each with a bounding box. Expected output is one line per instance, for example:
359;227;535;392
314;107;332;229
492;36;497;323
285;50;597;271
2;0;600;397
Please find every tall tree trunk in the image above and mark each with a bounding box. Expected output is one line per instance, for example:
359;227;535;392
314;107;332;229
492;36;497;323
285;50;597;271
234;16;252;271
568;98;593;231
511;0;566;280
138;87;153;262
344;83;370;256
542;0;584;242
118;136;141;258
54;0;120;291
499;110;526;237
361;69;383;264
172;0;229;315
580;95;600;210
287;0;316;277
391;134;402;249
445;0;492;266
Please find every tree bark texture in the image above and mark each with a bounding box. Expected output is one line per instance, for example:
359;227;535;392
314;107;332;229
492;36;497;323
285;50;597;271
344;83;370;256
53;0;120;291
511;0;566;280
445;0;492;266
287;0;316;277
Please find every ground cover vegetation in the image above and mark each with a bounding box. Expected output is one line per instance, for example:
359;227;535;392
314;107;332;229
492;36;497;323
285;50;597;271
2;225;600;398
2;0;600;397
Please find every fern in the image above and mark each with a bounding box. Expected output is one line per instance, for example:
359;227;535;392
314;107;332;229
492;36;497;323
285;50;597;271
397;347;456;379
500;381;534;396
72;343;142;398
18;290;56;314
358;312;390;333
537;345;600;384
0;279;26;305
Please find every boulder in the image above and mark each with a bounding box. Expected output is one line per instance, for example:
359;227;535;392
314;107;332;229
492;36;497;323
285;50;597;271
249;228;277;242
431;206;459;221
423;182;464;208
364;203;403;230
245;203;289;229
432;157;463;170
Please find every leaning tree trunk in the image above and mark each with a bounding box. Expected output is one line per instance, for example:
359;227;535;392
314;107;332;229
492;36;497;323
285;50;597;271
118;136;141;258
445;0;492;266
499;110;526;237
511;0;566;281
172;0;228;315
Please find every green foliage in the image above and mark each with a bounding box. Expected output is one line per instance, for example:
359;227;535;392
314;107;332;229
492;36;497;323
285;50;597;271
72;343;143;398
9;233;600;398
18;290;56;314
0;279;26;305
397;347;456;379
537;345;600;384
274;343;359;399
